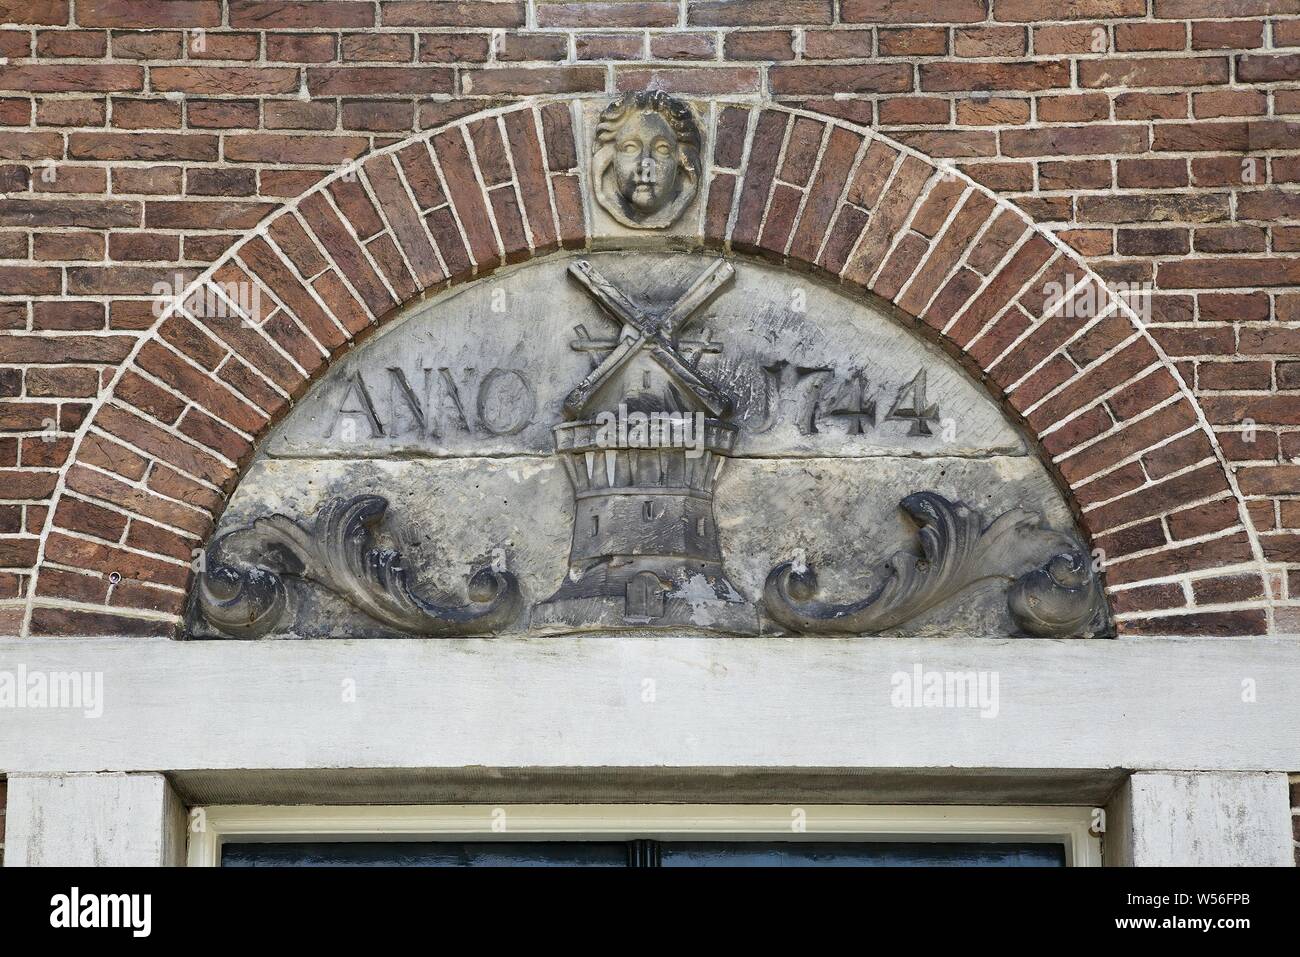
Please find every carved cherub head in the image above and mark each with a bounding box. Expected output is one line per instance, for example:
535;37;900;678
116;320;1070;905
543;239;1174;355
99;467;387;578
592;91;701;229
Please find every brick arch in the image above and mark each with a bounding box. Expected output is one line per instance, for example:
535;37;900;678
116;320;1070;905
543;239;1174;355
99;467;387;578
24;97;1269;639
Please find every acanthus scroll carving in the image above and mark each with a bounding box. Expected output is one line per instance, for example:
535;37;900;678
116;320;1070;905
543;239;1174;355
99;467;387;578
763;492;1108;638
196;495;522;639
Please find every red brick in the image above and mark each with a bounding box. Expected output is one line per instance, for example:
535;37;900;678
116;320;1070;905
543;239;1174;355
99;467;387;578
1117;157;1188;188
1029;338;1160;432
187;100;260;129
729;110;788;250
615;67;761;94
921;61;1071;92
1237;53;1300;83
0;64;142;92
1117;21;1187;51
225;134;368;165
575;32;645;60
1116;92;1187;121
191;32;260;61
879;27;948;56
651;32;716;60
342;33;415;62
1086;464;1235;536
1111;581;1186;614
25;367;100;397
1058;402;1196;485
499;31;568;62
231;0;373;27
362;155;445;287
1194;90;1268;118
844;157;935;286
900;192;997;314
957;97;1030;126
383;1;525;27
1192;573;1266;605
843;0;985;22
113;98;183;130
297;193;395;318
998;0;1144;18
955;26;1026;57
78;0;220;27
264;100;337;131
789;127;865;264
724;30;795;61
0;1;69;25
1192;20;1264;50
539;2;672;27
36;29;108;58
1117;608;1265;637
948;238;1055;346
419;33;491;62
1003;124;1146;157
433;125;501;267
30;606;174;637
690;0;833;26
1033;23;1103;56
769;63;915;97
266;32;337;62
308;67;454;96
1160;257;1300;289
1037;93;1109;123
111;30;182;58
69;132;217;161
803;29;871;59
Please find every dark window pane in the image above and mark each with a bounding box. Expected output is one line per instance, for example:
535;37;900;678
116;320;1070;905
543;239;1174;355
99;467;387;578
220;841;630;867
220;839;1067;867
659;841;1066;867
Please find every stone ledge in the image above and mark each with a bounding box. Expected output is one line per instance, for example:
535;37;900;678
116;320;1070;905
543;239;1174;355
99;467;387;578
1;634;1297;774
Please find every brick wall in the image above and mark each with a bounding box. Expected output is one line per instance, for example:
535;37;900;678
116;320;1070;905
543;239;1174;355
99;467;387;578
0;0;1297;637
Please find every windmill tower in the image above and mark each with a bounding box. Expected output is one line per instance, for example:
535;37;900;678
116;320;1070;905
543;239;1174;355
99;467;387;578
531;260;759;634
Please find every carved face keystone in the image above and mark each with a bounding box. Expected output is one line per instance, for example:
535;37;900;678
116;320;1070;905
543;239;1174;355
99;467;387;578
612;111;679;214
592;91;701;230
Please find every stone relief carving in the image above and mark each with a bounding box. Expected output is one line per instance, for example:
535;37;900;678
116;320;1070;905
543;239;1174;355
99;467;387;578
591;91;701;229
196;495;521;638
190;253;1111;640
532;258;758;633
1007;550;1109;638
763;492;1107;639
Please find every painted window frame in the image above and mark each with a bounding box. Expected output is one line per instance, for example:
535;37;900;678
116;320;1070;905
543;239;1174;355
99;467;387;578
187;804;1102;867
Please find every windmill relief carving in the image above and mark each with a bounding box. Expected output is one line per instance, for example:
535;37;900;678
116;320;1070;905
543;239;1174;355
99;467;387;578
190;249;1108;641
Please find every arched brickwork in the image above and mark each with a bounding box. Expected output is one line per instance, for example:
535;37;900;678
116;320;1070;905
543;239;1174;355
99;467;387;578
22;97;1270;639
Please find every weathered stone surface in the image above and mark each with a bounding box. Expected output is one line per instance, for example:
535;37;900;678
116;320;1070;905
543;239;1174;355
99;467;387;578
194;451;1075;638
266;252;1025;460
195;251;1094;640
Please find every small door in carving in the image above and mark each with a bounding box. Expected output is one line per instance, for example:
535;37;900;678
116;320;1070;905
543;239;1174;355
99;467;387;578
626;572;665;619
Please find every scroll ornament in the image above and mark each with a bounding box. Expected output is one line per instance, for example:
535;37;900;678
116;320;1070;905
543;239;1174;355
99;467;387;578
763;492;1108;638
196;495;522;639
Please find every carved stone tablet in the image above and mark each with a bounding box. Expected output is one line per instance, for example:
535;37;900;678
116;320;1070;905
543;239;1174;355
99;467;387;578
190;252;1108;640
